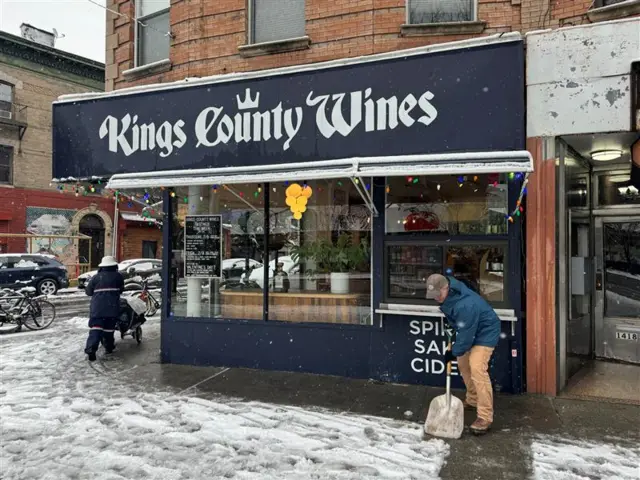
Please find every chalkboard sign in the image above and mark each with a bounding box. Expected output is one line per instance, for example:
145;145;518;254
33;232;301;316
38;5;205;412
184;215;222;278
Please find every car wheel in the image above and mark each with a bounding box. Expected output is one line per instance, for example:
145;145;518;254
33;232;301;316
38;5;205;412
37;279;58;296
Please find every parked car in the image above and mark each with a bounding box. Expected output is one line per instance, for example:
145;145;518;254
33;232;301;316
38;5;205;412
77;258;162;289
0;254;69;295
222;258;262;282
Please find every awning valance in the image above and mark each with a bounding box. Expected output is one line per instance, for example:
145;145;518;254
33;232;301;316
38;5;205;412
105;150;533;191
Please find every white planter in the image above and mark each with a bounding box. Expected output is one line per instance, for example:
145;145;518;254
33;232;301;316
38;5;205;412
330;272;350;294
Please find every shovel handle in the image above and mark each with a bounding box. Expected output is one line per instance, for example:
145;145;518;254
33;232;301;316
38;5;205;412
446;340;453;376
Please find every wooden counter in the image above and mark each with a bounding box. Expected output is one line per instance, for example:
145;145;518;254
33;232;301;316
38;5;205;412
220;291;369;324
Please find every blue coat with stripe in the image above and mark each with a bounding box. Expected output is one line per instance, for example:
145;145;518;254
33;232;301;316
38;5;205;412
86;266;125;319
440;277;501;357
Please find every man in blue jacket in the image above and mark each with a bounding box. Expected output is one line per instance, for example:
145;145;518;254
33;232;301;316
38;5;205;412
426;274;501;434
84;256;125;362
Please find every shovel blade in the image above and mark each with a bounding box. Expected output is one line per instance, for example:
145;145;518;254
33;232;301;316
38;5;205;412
424;394;464;439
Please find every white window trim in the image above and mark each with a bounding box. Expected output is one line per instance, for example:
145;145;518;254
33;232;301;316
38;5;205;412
405;0;478;24
134;0;171;68
247;0;306;45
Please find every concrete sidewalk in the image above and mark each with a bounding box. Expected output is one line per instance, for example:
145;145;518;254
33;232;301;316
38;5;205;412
107;333;639;480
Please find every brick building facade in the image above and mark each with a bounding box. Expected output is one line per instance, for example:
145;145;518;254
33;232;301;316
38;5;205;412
105;0;639;91
0;25;162;272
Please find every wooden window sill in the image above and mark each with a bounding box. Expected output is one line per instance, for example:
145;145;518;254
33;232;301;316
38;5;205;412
401;21;486;37
238;36;311;58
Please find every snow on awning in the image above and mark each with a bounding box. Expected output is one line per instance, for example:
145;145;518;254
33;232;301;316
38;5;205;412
106;151;533;191
356;151;533;177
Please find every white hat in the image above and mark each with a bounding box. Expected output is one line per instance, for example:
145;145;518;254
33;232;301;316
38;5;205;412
98;256;118;268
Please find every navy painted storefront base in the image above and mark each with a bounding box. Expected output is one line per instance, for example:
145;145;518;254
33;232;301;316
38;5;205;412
161;314;517;393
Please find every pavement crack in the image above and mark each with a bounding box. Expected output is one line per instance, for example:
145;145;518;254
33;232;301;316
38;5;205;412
549;398;564;427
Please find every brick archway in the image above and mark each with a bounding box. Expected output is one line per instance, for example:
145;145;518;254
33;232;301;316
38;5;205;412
71;204;113;259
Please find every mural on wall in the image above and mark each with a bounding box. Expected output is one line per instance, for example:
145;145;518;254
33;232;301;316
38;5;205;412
25;207;78;266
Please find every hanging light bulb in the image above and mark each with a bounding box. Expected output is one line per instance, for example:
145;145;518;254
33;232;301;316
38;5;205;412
437;184;441;191
258;185;262;193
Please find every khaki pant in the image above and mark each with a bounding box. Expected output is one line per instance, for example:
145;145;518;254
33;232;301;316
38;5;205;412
457;346;495;423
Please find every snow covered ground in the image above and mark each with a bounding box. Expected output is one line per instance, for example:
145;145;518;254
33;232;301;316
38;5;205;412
0;315;448;480
531;435;640;480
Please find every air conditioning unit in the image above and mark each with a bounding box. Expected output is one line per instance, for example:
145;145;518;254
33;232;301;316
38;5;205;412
0;110;12;120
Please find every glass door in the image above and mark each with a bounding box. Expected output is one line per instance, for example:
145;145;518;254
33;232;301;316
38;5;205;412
594;216;640;363
567;215;592;379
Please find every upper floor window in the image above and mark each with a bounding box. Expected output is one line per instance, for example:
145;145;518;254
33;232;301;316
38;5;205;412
0;83;13;117
407;0;475;24
136;0;170;66
250;0;306;44
0;145;13;185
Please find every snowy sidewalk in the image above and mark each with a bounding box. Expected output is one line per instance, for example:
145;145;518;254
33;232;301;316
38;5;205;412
1;314;639;479
0;316;448;480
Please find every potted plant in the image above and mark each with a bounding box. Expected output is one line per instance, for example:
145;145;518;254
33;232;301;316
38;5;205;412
291;233;369;294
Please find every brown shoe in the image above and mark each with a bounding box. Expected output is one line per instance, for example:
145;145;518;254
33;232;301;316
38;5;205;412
470;418;492;435
463;401;477;411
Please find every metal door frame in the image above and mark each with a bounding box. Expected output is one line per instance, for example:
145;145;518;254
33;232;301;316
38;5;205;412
593;212;640;360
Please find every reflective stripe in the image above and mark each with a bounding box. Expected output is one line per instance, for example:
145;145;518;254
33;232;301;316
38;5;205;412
90;326;104;330
94;288;121;292
103;329;115;333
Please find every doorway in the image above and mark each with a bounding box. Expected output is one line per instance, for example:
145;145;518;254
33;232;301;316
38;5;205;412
79;214;105;269
594;216;640;363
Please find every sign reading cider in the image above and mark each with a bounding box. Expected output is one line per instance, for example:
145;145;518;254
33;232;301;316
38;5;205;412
409;318;459;376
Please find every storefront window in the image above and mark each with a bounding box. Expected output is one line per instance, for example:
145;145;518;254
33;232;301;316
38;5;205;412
171;184;265;319
384;243;506;304
170;179;372;325
385;173;508;235
268;178;372;325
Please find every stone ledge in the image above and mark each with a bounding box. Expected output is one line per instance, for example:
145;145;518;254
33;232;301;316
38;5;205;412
122;59;172;82
238;36;311;58
587;0;640;22
401;21;486;37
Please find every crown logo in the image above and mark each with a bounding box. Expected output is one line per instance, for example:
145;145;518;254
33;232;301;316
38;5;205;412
236;88;260;110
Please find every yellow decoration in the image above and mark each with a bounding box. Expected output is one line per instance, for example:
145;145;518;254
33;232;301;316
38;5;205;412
285;182;313;220
286;183;302;198
301;185;313;198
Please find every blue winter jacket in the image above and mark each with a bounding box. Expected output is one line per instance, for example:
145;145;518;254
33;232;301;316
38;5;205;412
440;277;501;357
86;266;125;319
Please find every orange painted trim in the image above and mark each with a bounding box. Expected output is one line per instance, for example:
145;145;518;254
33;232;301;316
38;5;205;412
525;137;558;396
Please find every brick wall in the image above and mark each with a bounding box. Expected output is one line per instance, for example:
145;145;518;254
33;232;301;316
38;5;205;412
0;63;100;190
120;223;163;260
106;0;640;91
107;0;529;90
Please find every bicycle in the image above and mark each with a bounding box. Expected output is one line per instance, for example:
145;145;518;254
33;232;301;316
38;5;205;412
0;287;56;333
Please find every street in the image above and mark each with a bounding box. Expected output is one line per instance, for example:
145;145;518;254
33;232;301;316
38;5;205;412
1;302;639;479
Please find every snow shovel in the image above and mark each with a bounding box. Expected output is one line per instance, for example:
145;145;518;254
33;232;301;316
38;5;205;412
424;337;464;439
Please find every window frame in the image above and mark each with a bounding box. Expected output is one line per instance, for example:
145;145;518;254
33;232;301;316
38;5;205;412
142;240;158;259
0;144;14;185
134;0;171;68
405;0;478;25
248;0;307;45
